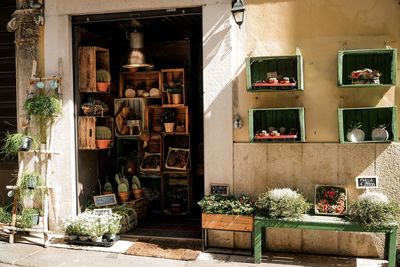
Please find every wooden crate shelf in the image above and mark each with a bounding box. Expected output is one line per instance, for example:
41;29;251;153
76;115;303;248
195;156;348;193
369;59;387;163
246;55;303;92
249;108;305;142
146;106;189;134
78;116;114;150
338;106;398;143
119;71;161;98
161;68;186;106
114;98;145;137
338;48;397;87
79;46;110;93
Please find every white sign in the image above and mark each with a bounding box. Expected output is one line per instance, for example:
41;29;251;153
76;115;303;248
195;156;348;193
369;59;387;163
93;208;112;216
355;176;378;189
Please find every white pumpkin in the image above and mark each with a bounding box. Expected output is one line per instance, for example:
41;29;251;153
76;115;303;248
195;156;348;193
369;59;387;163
347;129;365;142
371;127;389;141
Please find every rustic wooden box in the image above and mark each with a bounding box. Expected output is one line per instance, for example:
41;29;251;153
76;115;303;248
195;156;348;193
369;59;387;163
118;71;161;98
78;116;114;150
125;197;148;220
338;106;398;143
246;55;303;92
161;68;186;106
248;107;305;142
79;46;110;92
146;106;189;134
338;48;397;87
202;213;254;232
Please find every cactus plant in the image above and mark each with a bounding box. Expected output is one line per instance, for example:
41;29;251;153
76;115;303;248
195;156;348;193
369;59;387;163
96;69;111;83
104;182;112;192
118;183;128;193
95;126;112;140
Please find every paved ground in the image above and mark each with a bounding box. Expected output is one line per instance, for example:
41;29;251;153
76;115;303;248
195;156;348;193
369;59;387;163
0;234;389;267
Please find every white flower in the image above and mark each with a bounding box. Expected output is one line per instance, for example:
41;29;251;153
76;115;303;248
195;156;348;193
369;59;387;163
359;191;389;204
268;188;300;200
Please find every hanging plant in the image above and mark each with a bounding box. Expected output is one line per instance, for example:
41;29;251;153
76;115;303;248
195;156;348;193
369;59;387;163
1;132;38;159
24;94;62;120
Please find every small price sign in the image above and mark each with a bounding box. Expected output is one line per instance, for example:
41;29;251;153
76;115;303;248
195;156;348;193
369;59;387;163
93;194;117;207
356;176;378;189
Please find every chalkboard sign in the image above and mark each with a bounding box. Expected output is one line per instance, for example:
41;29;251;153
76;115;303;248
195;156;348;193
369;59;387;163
93;194;117;207
210;183;229;196
356;176;378;189
93;208;112;216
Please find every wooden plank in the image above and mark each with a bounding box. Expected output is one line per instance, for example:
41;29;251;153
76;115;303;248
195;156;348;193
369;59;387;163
78;116;96;149
202;213;254;232
79;47;96;92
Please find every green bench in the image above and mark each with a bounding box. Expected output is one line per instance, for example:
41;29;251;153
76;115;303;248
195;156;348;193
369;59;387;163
254;215;398;267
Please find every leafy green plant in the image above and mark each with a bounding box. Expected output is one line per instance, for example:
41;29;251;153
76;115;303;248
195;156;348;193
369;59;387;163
166;87;182;94
24;94;62;120
198;195;255;216
347;192;400;228
256;188;311;218
0;206;12;224
160;109;176;123
17;208;39;229
18;172;45;207
0;132;37;159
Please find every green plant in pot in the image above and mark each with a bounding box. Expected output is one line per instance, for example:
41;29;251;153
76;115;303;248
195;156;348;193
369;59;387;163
160;108;176;133
17;208;40;229
131;175;142;199
24;94;62;143
96;69;111;92
115;171;130;203
18;172;45;209
95;126;112;149
1;132;37;159
166;87;183;105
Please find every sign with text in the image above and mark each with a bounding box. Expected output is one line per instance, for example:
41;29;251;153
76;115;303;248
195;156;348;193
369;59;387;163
210;183;229;196
93;208;112;216
93;194;117;207
356;176;378;189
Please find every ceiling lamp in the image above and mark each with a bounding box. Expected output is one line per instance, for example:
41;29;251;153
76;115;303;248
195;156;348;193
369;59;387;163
122;31;153;69
231;0;245;28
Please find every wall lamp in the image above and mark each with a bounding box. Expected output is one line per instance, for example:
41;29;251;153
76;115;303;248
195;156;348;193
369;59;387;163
231;0;245;28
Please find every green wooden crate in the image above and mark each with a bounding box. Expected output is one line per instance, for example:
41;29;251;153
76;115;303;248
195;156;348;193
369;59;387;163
338;106;398;143
248;108;305;142
338;49;397;87
246;55;303;92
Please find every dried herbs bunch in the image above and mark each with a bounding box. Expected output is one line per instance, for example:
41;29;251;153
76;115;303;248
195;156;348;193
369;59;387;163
256;188;310;218
347;192;399;228
198;195;254;215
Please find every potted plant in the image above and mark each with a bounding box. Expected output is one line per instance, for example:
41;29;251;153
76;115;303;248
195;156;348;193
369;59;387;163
17;208;40;229
102;176;113;195
160;108;176;133
63;215;79;240
96;69;111;92
315;185;347;216
255;188;310;218
104;213;122;241
166;87;183;104
349;68;381;85
18;172;45;209
198;194;255;231
0;206;12;225
347;191;399;227
95;126;112;149
131;175;142;199
115;172;130;203
1;132;37;159
347;121;365;142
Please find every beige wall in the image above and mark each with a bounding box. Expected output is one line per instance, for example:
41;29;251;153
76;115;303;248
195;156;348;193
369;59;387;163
228;0;400;257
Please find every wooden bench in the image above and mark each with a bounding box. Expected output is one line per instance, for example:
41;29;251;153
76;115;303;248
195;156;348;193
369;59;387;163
254;215;398;267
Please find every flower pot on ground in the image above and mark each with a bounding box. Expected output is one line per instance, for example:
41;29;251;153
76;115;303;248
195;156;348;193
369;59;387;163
96;69;111;92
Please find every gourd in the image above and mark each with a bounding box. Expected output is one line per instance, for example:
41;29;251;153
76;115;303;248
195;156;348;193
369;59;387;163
347;121;365;142
371;125;389;141
96;69;111;83
96;126;112;140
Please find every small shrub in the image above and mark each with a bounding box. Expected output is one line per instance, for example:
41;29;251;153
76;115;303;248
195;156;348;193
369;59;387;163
256;188;311;218
198;195;254;216
347;192;399;228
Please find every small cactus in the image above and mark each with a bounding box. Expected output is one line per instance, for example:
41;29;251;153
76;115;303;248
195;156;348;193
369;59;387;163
96;69;111;82
104;182;112;192
96;126;112;140
118;183;128;193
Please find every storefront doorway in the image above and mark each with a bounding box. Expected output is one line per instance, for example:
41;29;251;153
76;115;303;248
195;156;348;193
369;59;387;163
72;7;203;239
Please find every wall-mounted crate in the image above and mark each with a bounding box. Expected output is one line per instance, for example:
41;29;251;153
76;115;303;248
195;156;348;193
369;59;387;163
79;46;110;92
78;116;114;150
338;49;397;87
161;68;186;107
119;71;161;98
338;106;398;143
249;108;305;142
246;55;303;92
114;98;145;137
146;106;189;134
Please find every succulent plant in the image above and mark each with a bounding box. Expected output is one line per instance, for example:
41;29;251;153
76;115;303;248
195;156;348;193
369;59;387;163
104;182;112;192
95;126;112;140
118;183;128;193
160;109;176;123
96;69;111;83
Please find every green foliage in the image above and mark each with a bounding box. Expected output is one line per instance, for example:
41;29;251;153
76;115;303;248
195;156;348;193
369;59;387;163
165;87;182;94
17;208;39;229
1;133;26;159
24;94;62;120
95;126;112;140
256;188;311;218
348;121;362;131
198;195;255;216
18;172;45;207
118;183;128;193
0;206;12;224
160;109;176;123
96;69;111;82
347;192;400;228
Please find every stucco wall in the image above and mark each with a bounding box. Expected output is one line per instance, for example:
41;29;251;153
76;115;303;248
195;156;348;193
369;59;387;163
228;0;400;257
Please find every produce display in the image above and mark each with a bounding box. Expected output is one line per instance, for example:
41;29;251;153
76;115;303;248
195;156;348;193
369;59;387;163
165;148;189;170
140;153;161;171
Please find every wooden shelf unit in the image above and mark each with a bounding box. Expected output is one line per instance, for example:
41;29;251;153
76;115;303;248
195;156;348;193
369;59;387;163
118;71;161;98
161;68;186;106
78;116;114;150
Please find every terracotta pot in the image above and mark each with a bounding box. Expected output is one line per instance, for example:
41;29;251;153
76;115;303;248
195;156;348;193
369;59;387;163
102;191;114;195
96;139;111;149
96;82;110;92
164;123;175;133
172;94;182;104
132;189;143;199
118;191;130;203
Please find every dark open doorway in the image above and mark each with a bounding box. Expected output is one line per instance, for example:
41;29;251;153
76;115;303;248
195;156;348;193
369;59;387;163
72;7;203;239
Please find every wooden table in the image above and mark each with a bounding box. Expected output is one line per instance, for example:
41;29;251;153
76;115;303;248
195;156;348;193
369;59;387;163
254;215;398;266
